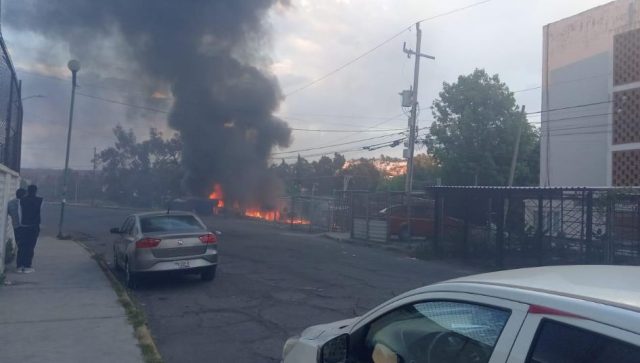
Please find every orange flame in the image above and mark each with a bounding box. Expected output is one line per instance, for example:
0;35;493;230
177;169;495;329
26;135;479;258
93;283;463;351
244;208;280;222
289;218;311;225
208;184;224;208
244;208;311;225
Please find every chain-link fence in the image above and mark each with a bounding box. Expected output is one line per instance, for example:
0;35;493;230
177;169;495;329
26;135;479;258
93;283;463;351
0;35;22;172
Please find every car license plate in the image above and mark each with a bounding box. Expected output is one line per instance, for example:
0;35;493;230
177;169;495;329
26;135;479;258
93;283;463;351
175;261;190;268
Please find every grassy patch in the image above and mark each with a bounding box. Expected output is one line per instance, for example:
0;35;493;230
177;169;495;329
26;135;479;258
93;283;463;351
74;240;163;363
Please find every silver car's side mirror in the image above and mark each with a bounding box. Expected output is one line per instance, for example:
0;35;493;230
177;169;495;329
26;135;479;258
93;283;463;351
319;334;348;363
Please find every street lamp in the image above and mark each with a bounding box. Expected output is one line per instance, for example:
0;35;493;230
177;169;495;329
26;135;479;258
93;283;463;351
57;59;80;239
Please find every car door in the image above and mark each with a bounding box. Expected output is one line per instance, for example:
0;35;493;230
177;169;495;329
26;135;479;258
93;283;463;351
506;312;640;362
347;292;529;363
122;216;138;257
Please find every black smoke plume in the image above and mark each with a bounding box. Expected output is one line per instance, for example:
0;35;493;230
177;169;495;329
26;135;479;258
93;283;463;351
6;0;291;207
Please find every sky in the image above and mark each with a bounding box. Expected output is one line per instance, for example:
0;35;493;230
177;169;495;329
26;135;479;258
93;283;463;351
3;0;614;169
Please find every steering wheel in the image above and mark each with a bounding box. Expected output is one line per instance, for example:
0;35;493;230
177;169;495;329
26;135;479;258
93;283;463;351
426;332;489;363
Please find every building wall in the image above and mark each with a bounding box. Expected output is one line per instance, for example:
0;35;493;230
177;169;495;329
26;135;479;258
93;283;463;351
0;164;21;274
540;0;640;186
611;27;640;185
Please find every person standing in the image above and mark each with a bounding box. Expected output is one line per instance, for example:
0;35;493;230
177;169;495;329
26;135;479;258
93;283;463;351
20;185;43;274
7;188;26;272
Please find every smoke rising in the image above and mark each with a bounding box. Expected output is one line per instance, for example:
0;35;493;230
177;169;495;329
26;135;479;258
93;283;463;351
6;0;292;207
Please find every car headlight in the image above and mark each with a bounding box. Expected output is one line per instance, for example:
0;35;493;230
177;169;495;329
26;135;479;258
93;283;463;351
282;336;300;359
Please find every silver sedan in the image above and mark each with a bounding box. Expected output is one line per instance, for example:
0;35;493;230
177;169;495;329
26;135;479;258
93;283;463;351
111;211;219;288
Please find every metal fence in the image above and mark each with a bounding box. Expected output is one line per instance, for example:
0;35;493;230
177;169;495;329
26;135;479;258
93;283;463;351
0;34;22;172
426;186;640;268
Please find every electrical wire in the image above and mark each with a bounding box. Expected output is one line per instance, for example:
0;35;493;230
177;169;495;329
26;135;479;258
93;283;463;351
76;91;170;114
283;0;494;97
272;132;405;155
290;127;405;133
526;100;612;115
512;72;612;94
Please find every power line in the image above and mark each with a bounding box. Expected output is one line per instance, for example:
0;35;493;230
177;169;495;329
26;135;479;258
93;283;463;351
290;127;405;133
512;72;612;94
327;112;408;146
277;141;400;161
283;0;493;97
273;132;405;155
528;112;613;125
526;100;612;116
281;113;398;120
76;91;170;114
284;27;410;97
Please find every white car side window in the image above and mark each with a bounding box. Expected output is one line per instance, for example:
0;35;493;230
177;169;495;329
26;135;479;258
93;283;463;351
526;319;640;363
350;300;511;363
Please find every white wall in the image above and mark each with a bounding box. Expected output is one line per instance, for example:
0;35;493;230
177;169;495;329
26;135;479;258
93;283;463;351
0;165;21;274
540;0;640;186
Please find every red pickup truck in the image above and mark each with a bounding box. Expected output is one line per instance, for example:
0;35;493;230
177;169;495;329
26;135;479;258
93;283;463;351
380;203;463;241
379;203;435;241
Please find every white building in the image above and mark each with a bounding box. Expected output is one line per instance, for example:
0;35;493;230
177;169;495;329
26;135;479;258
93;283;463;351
540;0;640;187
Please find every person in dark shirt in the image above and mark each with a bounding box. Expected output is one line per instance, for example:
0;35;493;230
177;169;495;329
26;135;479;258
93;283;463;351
20;185;43;274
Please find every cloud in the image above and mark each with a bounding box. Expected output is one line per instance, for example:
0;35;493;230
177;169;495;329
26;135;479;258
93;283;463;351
6;0;615;168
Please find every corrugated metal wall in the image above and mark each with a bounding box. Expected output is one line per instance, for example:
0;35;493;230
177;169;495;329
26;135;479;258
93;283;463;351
352;217;388;242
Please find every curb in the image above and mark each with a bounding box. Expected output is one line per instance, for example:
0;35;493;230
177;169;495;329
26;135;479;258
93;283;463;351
72;239;164;363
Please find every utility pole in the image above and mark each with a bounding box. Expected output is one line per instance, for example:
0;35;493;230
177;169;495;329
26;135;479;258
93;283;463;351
401;22;434;241
403;22;435;193
504;105;527;230
508;105;527;187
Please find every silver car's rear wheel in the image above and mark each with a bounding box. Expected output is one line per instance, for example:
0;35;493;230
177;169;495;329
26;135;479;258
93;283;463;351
112;247;122;271
125;260;138;289
201;266;216;281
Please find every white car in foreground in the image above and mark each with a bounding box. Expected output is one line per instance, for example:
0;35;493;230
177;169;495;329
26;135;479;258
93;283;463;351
282;265;640;363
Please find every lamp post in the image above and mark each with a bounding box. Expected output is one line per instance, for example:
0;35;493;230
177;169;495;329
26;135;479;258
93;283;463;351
57;59;80;239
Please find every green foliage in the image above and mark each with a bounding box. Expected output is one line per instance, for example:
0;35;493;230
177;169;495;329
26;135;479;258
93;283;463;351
425;69;539;186
99;126;183;207
378;154;439;191
271;153;346;195
341;158;381;191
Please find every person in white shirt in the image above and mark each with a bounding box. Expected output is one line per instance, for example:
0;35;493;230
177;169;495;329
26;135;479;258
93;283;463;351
7;188;26;272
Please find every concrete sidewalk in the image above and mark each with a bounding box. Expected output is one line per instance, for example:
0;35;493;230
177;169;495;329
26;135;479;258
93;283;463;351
0;236;143;363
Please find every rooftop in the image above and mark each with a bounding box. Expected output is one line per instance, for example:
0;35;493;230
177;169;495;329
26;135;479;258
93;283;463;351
447;265;640;311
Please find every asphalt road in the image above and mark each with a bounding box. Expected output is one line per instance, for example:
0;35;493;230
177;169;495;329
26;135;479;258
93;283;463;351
41;203;479;363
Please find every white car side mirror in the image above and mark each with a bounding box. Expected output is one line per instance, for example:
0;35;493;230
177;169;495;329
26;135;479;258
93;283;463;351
319;334;348;363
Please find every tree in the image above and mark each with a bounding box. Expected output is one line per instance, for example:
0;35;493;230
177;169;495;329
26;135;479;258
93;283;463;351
425;69;539;186
340;158;381;191
270;153;346;196
98;126;183;207
378;154;440;191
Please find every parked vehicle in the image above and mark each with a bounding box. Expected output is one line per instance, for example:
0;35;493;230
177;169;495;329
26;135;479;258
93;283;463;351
282;265;640;363
111;211;219;288
380;202;463;241
379;203;434;241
